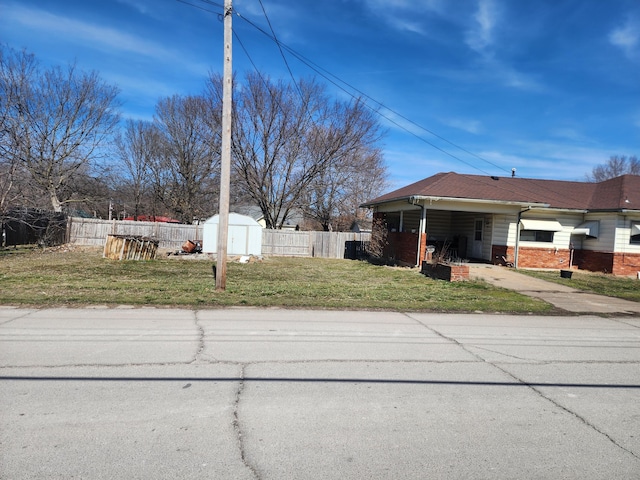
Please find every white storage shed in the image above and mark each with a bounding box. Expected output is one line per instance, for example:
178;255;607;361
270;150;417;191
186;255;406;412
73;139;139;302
203;213;262;256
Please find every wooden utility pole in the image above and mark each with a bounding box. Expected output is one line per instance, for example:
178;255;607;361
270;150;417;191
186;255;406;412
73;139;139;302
216;0;232;290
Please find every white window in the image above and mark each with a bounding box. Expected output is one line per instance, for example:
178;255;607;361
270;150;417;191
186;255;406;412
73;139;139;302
631;222;640;245
519;219;562;243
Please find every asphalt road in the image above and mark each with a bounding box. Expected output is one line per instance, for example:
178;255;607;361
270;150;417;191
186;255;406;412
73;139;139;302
1;307;639;479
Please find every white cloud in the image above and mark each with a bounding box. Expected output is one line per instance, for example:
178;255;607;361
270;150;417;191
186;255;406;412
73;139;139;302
115;0;151;15
9;7;168;59
609;19;640;59
466;0;499;54
550;128;589;143
4;4;207;75
362;0;443;13
441;117;483;134
359;0;445;34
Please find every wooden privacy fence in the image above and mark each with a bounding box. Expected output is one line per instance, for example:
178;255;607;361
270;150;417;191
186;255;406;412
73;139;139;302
68;217;370;259
68;217;200;250
261;230;371;259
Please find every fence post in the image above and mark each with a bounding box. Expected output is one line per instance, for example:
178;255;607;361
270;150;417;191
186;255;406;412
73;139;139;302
65;216;72;243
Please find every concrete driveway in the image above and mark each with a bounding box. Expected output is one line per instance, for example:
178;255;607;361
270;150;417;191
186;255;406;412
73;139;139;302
470;264;640;315
1;307;639;479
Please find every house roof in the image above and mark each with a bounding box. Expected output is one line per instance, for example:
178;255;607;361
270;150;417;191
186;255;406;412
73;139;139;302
123;215;181;223
361;172;640;211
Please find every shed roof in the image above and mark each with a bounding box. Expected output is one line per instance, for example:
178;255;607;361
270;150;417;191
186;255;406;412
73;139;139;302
205;212;261;226
362;172;640;212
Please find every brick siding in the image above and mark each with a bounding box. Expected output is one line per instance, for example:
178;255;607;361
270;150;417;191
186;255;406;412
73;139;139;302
492;245;640;276
385;232;420;266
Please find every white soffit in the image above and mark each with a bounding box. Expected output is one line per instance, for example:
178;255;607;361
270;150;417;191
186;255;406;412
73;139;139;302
520;219;563;231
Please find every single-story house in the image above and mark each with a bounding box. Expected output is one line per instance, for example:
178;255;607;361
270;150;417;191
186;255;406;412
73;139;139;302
360;172;640;276
233;205;304;230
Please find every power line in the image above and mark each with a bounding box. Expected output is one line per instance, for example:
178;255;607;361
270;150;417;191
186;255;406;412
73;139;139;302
256;0;304;101
233;13;509;176
178;0;503;176
175;0;220;15
230;11;571;201
233;13;498;175
177;1;560;201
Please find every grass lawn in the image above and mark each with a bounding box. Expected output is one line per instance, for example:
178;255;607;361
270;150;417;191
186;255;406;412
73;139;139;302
0;246;555;313
520;270;640;303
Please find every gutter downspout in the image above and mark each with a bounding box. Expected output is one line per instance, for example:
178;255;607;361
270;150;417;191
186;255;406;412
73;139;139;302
514;207;531;269
409;197;425;267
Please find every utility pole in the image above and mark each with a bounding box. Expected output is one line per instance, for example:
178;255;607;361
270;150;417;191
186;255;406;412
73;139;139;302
216;0;232;290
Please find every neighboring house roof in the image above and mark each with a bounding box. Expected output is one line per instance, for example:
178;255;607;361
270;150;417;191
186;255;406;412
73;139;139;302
361;172;640;212
123;215;181;223
233;205;264;221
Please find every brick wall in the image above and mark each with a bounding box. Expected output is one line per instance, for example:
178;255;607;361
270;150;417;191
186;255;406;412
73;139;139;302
612;254;640;276
418;234;427;264
421;262;470;281
572;250;614;274
490;245;572;268
491;245;640;276
386;232;420;266
516;246;572;269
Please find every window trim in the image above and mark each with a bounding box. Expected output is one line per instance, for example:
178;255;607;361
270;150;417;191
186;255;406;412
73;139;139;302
519;229;554;243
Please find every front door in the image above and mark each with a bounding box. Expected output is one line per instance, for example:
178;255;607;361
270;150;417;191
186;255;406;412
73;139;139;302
472;218;483;258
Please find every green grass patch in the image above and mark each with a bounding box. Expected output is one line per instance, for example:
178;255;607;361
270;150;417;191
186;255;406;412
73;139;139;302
0;247;554;313
520;270;640;302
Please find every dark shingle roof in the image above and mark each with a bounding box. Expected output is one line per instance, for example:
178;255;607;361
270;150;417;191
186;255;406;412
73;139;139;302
363;172;640;211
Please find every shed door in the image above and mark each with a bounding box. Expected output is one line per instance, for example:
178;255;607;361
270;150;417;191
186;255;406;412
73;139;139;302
472;219;483;258
229;226;248;255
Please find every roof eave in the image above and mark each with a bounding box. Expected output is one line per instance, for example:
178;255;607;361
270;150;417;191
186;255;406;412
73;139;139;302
584;208;640;214
362;195;550;209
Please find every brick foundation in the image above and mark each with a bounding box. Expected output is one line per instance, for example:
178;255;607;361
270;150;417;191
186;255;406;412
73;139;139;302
612;254;640;276
492;245;572;269
516;246;572;269
572;250;614;274
574;250;640;276
491;245;640;276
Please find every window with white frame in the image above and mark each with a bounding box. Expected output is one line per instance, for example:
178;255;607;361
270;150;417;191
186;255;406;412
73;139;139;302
631;222;640;245
520;230;554;242
519;218;562;243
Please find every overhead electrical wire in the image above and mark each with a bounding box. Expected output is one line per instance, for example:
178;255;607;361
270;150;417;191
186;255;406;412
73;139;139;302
256;0;305;102
178;0;563;201
183;0;505;176
231;10;504;177
175;0;220;15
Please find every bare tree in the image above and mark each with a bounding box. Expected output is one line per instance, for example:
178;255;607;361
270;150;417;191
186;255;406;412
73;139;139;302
587;155;639;182
1;46;120;212
0;47;37;223
302;146;387;231
207;72;385;229
113;119;158;220
151;94;220;223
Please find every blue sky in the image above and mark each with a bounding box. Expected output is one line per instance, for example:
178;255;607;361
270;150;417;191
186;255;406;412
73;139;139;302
1;0;639;189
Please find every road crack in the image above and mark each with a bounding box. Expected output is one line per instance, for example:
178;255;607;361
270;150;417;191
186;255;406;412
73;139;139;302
490;361;640;461
190;311;206;364
233;363;260;479
407;313;640;461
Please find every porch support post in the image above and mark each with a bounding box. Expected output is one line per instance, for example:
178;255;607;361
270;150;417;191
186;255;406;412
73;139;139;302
514;207;531;269
417;205;426;266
